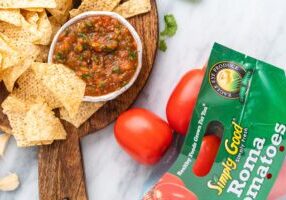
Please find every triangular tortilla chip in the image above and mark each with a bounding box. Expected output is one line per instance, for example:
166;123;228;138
47;0;73;24
23;8;44;12
0;124;12;134
31;63;86;118
21;10;39;25
0;33;22;69
36;11;52;45
1;37;41;92
2;59;32;92
0;11;52;45
1;95;58;147
70;0;121;18
49;16;62;38
0;9;22;26
0;133;10;156
0;0;56;9
24;103;66;142
35;45;50;63
1;95;33;147
113;0;151;18
60;102;105;128
14;69;62;109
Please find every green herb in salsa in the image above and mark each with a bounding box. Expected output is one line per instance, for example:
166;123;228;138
129;50;137;60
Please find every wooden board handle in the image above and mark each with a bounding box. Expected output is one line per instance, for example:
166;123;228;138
38;123;87;200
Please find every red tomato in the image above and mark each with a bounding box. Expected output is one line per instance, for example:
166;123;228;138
114;108;173;165
166;69;205;135
193;135;221;177
268;161;286;200
153;183;198;200
158;173;185;186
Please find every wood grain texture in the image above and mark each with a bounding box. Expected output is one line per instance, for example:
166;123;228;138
0;1;158;199
38;123;88;200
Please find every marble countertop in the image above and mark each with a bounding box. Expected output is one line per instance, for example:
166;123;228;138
1;0;286;199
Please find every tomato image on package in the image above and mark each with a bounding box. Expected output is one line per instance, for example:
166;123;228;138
143;43;286;200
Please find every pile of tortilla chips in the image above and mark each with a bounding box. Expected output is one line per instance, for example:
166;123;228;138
0;0;151;147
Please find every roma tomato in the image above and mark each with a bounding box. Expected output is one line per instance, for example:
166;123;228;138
166;69;205;135
114;108;173;165
192;135;221;177
153;183;197;200
158;173;185;186
268;161;286;200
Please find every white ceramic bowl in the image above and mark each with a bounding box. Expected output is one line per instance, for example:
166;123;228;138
48;11;143;103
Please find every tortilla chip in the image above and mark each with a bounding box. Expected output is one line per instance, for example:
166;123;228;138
35;45;50;63
11;39;41;61
49;16;61;38
0;11;52;45
21;10;39;25
24;103;66;142
23;8;44;12
2;95;31;147
0;0;56;9
0;125;12;134
113;0;151;18
1;95;55;147
0;9;22;26
14;69;62;109
0;133;10;156
1;37;41;91
0;54;2;69
47;0;73;24
2;60;32;92
0;173;19;192
70;0;121;18
60;102;105;128
0;33;22;69
35;11;52;45
69;9;80;19
31;63;86;118
0;20;38;45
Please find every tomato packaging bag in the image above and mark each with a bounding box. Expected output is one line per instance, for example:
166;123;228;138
143;43;286;200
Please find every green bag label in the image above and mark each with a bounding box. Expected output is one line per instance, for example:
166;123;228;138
143;43;286;200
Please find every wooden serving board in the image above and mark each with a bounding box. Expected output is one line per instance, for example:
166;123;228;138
0;1;158;200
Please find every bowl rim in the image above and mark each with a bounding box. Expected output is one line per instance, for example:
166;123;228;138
48;11;143;103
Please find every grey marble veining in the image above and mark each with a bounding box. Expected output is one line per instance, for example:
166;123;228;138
1;0;286;199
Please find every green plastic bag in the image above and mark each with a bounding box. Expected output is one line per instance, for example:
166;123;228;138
143;43;286;200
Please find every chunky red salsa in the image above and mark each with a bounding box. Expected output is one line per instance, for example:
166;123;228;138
53;16;138;96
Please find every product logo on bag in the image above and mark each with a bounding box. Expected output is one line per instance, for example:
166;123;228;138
209;62;246;99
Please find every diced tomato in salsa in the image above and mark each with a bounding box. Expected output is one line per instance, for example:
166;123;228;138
53;16;138;96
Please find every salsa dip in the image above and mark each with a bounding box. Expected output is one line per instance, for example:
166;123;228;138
48;11;143;102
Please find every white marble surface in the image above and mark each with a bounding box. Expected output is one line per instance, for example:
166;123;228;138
1;0;286;199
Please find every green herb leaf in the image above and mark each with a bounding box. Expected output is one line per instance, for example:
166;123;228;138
98;81;106;89
159;40;167;52
82;43;88;50
92;55;99;63
112;66;121;74
85;21;93;28
81;74;92;79
160;14;178;37
78;32;87;40
128;50;137;60
121;81;128;87
55;52;64;61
